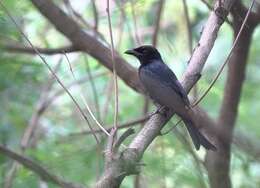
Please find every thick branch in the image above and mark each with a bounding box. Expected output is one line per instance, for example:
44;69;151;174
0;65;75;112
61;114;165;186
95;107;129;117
2;0;260;187
97;0;235;187
30;0;144;93
205;2;258;188
27;0;236;187
129;0;235;156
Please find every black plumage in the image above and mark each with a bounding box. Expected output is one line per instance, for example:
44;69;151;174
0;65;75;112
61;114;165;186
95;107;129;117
125;45;216;151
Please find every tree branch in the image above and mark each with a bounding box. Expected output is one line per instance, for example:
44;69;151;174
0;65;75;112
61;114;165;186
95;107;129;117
30;0;144;94
3;58;62;188
22;0;240;187
2;0;260;187
129;0;235;156
96;0;236;187
0;145;83;188
205;1;258;188
4;44;78;55
152;0;165;46
65;115;150;138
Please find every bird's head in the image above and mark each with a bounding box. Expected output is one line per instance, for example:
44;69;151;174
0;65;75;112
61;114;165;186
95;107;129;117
125;45;162;64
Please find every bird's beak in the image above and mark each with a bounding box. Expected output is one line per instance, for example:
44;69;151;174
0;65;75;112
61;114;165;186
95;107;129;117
124;49;140;57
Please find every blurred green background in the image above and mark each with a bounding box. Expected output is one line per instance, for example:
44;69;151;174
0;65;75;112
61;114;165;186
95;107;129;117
0;0;260;187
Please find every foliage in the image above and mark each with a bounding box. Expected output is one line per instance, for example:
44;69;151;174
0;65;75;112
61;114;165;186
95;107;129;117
0;0;260;188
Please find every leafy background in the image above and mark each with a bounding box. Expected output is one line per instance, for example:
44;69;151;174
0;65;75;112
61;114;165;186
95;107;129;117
0;0;260;187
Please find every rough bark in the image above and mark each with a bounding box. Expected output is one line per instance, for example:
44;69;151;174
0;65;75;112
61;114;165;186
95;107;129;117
205;2;259;188
3;0;260;187
95;1;235;187
30;0;144;94
26;0;234;187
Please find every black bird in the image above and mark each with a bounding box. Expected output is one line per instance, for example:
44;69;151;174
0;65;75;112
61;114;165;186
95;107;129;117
125;45;216;151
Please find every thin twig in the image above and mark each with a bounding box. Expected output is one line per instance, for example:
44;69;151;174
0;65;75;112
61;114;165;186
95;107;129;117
0;1;101;144
130;0;142;45
115;0;136;46
94;0;236;185
174;129;207;188
152;0;165;46
114;128;135;150
105;128;117;167
115;1;126;48
160;119;182;135
63;53;108;138
45;71;108;110
97;0;145;19
192;0;256;107
182;0;193;54
63;0;89;28
63;52;106;173
84;55;101;121
106;0;119;130
142;0;165;131
64;114;151;138
4;59;62;188
21;58;62;149
91;0;99;33
182;0;198;100
128;0;236;156
4;44;78;55
0;145;83;188
163;0;256;136
200;0;213;10
63;0;107;44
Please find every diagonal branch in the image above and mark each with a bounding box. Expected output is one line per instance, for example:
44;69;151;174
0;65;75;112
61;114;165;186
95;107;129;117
205;1;258;188
129;0;235;156
3;58;62;188
3;0;260;187
106;0;119;131
96;0;236;187
0;145;84;188
30;0;144;94
66;115;150;138
192;0;256;107
7;0;236;187
0;0;101;143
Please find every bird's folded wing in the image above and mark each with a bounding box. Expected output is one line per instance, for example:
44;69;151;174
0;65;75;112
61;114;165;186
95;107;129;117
147;61;190;106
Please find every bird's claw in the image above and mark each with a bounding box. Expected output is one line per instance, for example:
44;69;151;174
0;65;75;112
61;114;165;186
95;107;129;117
149;106;169;118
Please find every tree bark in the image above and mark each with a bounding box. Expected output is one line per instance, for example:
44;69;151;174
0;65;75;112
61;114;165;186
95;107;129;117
30;0;144;94
21;0;237;187
205;2;258;187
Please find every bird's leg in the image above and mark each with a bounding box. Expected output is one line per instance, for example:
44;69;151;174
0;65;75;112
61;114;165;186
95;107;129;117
149;106;169;118
185;105;192;111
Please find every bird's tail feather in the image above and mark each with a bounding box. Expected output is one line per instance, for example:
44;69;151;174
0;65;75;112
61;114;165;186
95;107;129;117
183;118;217;151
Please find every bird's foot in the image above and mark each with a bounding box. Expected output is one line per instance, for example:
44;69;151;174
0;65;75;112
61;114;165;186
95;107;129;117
149;106;169;118
185;105;192;110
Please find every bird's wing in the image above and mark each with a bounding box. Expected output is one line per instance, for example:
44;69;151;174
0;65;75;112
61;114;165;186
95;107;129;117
172;78;190;106
148;61;190;106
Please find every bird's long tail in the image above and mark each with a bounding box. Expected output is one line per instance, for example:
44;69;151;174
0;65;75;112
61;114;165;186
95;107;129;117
183;118;217;151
